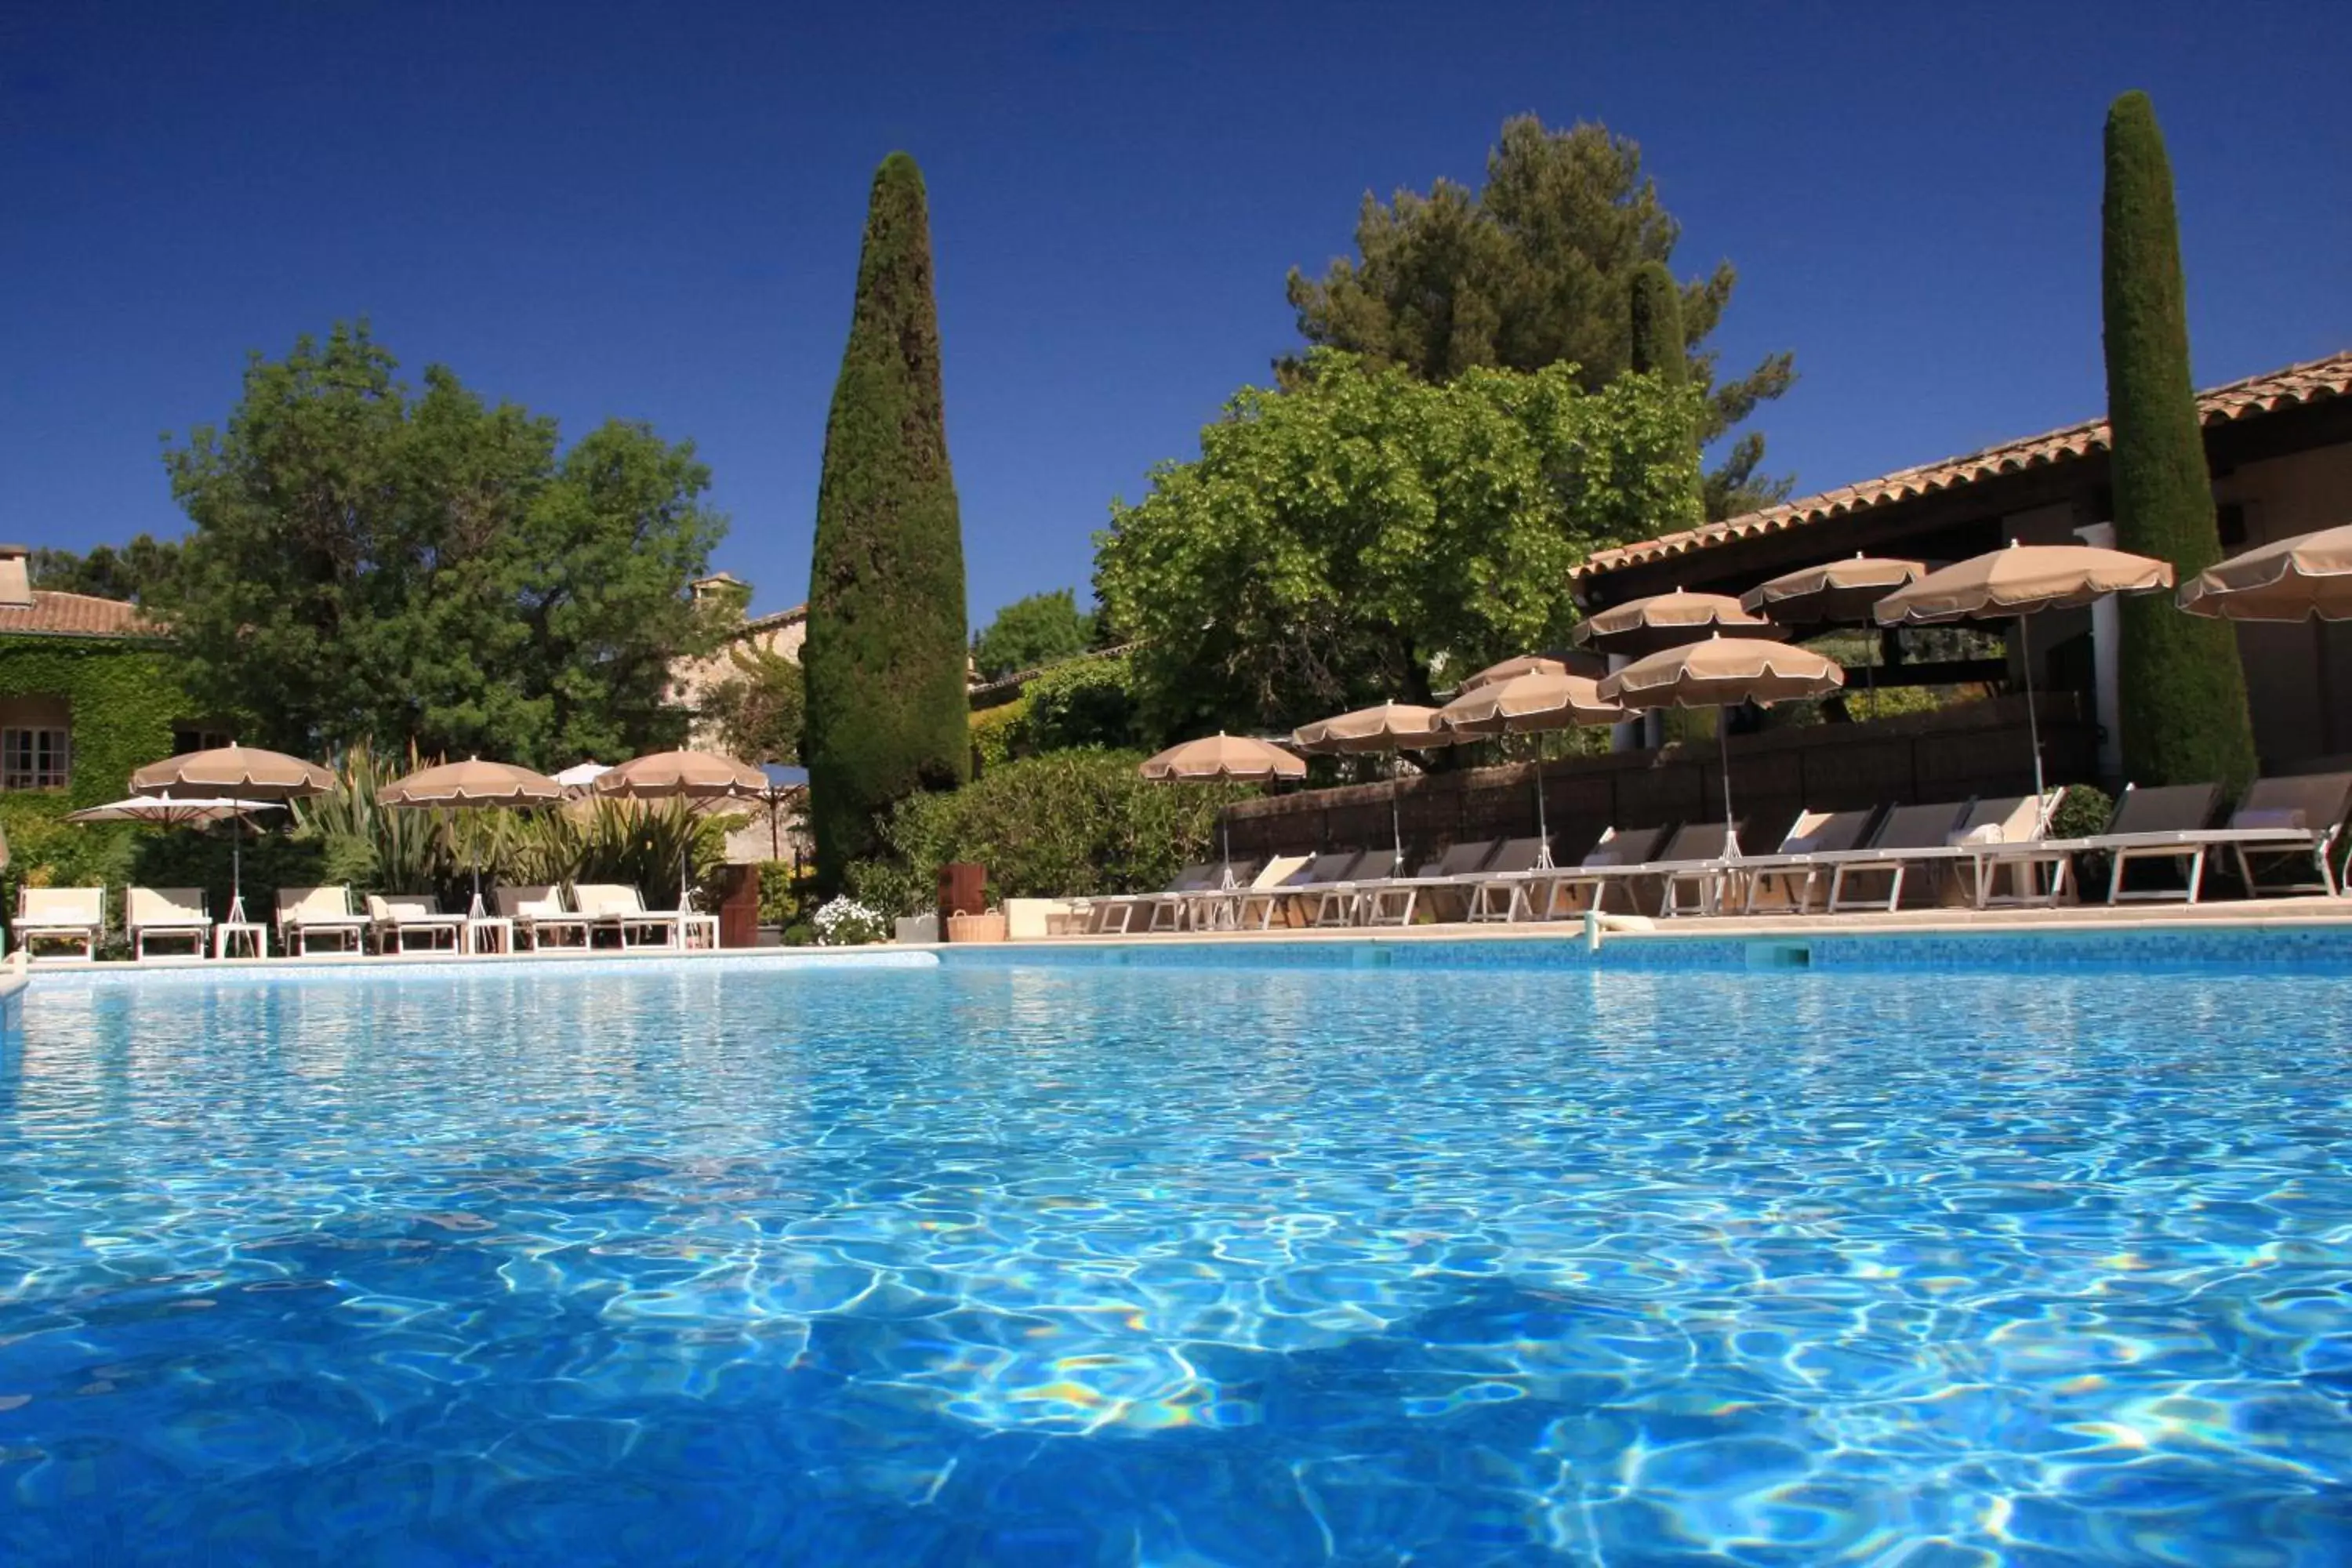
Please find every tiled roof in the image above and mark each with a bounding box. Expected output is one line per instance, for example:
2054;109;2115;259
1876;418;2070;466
732;602;806;638
0;590;156;638
1574;349;2352;580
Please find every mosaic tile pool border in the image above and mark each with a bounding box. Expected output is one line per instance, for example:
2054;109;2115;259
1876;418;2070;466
943;922;2352;975
24;948;942;993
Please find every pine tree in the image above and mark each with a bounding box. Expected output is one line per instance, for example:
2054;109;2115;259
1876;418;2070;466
1628;260;1705;515
803;153;971;887
2101;92;2256;792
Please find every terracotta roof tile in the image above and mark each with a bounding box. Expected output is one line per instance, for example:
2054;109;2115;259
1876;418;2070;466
0;590;156;638
1573;349;2352;579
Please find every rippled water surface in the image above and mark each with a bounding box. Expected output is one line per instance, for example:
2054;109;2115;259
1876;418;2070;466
2;956;2351;1564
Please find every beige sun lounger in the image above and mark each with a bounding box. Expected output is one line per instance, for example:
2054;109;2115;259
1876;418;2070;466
1528;826;1671;920
1242;848;1380;930
366;894;466;954
573;884;683;949
2052;773;2352;902
127;886;212;960
276;886;371;956
1737;808;1882;915
1086;866;1208;935
1359;840;1499;927
1152;860;1260;932
16;885;104;961
1223;855;1312;931
495;885;592;949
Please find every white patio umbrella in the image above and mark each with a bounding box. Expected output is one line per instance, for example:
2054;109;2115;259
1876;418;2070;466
64;793;286;924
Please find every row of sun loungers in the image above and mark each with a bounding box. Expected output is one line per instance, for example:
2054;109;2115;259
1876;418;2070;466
9;882;708;961
1090;771;2352;933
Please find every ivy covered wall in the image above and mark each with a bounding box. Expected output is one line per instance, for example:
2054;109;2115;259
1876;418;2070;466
0;633;190;909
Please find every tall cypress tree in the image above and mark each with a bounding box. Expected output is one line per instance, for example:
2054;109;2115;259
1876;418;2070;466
1628;261;1705;515
803;152;971;887
2101;92;2256;792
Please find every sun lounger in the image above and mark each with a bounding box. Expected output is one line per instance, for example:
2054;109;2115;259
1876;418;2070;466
1226;854;1313;931
1527;826;1671;920
1821;794;2059;913
1152;860;1260;932
1647;822;1744;917
1243;848;1375;929
365;894;466;954
573;884;684;949
1737;808;1882;915
276;886;371;956
2035;782;2220;903
495;884;593;949
1359;840;1499;927
15;885;104;961
1949;789;2073;909
1463;837;1563;922
127;887;212;960
2053;773;2352;902
1086;866;1208;935
1309;848;1405;927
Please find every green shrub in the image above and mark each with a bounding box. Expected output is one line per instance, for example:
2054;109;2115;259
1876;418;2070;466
968;698;1030;774
757;859;811;926
782;923;816;947
844;748;1246;915
2048;782;2114;841
1019;652;1144;752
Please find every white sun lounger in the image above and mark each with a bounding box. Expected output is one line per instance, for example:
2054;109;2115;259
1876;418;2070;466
277;886;371;956
573;884;684;949
366;894;466;954
1359;840;1499;927
127;886;212;960
1462;837;1564;922
15;885;104;961
1820;793;2061;913
495;884;593;949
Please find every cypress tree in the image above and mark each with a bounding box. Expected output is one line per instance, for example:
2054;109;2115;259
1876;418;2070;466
803;152;971;887
1628;261;1706;515
2100;92;2256;792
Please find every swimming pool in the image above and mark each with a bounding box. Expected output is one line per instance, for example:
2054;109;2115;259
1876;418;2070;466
2;950;2349;1563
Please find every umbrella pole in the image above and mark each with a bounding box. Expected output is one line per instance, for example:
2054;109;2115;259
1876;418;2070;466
1390;771;1403;864
230;816;245;925
1717;710;1737;840
1532;739;1552;869
2018;614;2047;818
1221;813;1232;884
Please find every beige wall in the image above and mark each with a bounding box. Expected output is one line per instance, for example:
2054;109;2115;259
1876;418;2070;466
670;614;806;750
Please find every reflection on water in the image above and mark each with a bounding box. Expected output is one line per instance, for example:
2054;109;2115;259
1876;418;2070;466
0;960;2348;1563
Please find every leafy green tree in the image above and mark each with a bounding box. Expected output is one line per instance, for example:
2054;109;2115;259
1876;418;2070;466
160;321;724;765
971;587;1094;679
30;535;183;604
1287;115;1795;517
803;152;971;888
2101;91;2256;792
1095;349;1704;737
703;641;804;763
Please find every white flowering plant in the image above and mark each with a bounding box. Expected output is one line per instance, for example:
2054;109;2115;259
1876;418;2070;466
811;895;891;946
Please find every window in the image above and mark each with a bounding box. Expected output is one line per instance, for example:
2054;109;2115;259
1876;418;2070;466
172;727;234;755
2;728;70;791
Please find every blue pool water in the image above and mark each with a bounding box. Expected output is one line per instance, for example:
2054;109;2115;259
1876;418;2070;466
2;954;2351;1564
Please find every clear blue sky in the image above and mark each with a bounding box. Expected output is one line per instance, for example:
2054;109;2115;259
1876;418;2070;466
5;3;2347;625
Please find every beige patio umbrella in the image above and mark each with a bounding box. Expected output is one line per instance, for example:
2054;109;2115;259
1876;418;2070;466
2176;523;2352;621
1875;540;2173;808
1436;672;1630;862
593;750;768;912
1598;635;1846;842
1138;732;1305;877
1456;654;1570;693
1742;554;1928;714
379;757;565;916
129;745;331;923
131;742;332;800
1293;702;1460;862
1573;590;1789;658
